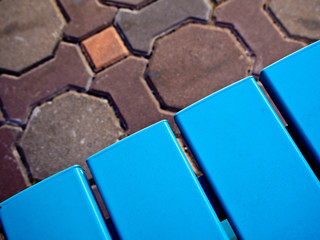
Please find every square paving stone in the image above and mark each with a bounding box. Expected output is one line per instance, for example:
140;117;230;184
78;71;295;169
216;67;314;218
82;26;129;72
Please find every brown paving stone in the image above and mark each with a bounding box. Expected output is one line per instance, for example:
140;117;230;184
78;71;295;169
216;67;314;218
20;91;124;180
0;126;29;202
91;185;110;219
214;0;305;73
115;0;212;55
82;26;129;72
147;24;252;109
0;42;93;124
91;56;175;134
60;0;117;41
0;0;65;74
269;0;320;40
103;0;152;9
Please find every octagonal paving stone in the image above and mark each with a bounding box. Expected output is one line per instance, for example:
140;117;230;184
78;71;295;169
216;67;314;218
0;42;93;124
60;0;117;41
20;91;124;180
269;0;320;40
0;126;29;202
147;23;252;110
214;0;305;73
0;0;65;74
91;56;176;134
102;0;152;9
115;0;212;55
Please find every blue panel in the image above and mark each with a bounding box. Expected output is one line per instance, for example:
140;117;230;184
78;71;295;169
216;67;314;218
175;77;320;240
0;166;111;240
260;41;320;165
87;121;228;240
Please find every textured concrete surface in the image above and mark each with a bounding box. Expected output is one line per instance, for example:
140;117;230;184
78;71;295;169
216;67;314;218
82;26;129;71
115;0;212;55
215;0;305;73
147;24;252;109
60;0;116;41
20;91;124;179
0;0;65;74
269;0;320;40
0;42;92;123
0;126;29;202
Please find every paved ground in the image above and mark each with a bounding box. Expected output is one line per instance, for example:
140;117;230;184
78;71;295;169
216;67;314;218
0;0;319;238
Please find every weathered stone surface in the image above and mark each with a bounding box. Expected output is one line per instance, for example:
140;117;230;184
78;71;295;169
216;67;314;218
91;56;175;134
20;91;124;180
92;185;110;219
0;0;66;74
0;126;28;202
60;0;116;41
147;24;252;109
215;0;305;73
0;42;93;123
82;26;129;71
269;0;320;40
115;0;212;55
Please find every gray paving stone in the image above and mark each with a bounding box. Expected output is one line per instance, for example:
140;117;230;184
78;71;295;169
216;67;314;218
0;0;66;74
20;91;124;180
147;24;252;109
60;0;116;41
115;0;212;55
0;42;93;124
269;0;320;40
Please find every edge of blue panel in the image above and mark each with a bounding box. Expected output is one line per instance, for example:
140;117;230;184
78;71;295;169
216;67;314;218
260;40;320;74
87;120;169;164
0;165;84;207
174;76;255;119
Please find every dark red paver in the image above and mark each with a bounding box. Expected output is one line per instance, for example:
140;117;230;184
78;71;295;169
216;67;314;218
215;0;305;73
82;26;129;72
147;24;252;109
0;42;93;123
0;0;65;74
0;126;29;202
115;0;212;55
269;0;320;40
60;0;117;41
91;56;175;134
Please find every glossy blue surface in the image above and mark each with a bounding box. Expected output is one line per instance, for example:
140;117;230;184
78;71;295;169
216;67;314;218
175;77;320;240
0;166;111;240
87;121;228;240
260;41;320;165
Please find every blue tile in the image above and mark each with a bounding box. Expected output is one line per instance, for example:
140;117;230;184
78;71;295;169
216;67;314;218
260;41;320;166
0;166;111;240
87;121;228;240
175;77;320;239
